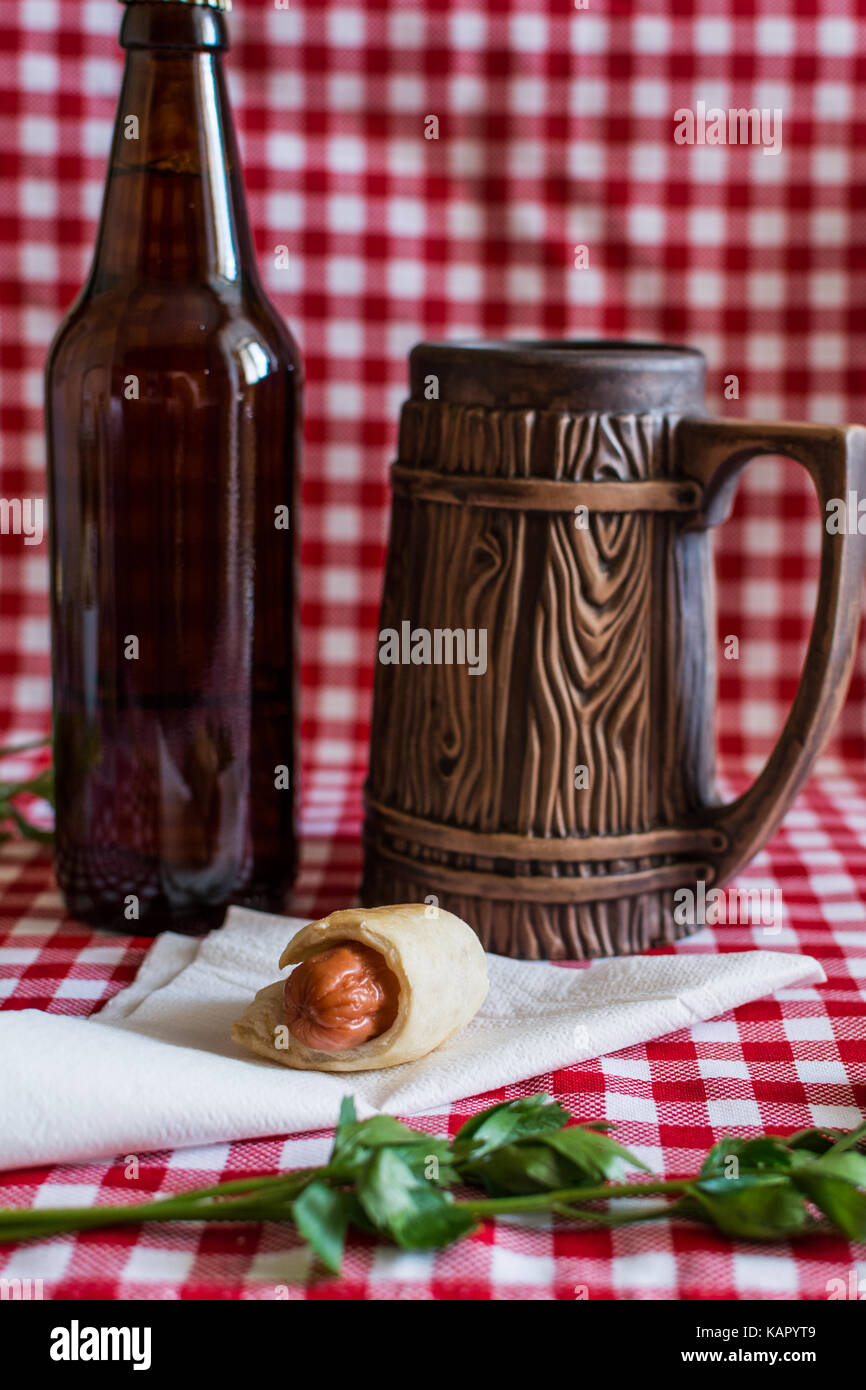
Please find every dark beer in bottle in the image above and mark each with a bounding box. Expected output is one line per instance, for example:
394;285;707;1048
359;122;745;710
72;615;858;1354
45;0;300;933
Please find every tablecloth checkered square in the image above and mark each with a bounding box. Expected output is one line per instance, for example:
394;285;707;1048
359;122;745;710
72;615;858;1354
1;0;866;1299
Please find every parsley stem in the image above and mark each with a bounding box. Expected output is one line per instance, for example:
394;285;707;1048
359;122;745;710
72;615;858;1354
148;1167;326;1202
0;737;51;758
457;1178;690;1216
0;1169;327;1245
550;1198;689;1225
826;1119;866;1155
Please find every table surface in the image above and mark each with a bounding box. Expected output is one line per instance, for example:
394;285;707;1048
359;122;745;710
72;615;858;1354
1;762;865;1301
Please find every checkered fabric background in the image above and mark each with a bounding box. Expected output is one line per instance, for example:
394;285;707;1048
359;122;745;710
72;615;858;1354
1;0;866;1299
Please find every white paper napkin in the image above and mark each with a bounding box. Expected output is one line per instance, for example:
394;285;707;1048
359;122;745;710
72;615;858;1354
0;906;825;1171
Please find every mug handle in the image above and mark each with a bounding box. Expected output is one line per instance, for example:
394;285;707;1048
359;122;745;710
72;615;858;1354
674;416;866;889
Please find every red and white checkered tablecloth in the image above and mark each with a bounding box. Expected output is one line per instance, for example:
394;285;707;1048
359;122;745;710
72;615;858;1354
0;760;864;1300
2;0;866;1299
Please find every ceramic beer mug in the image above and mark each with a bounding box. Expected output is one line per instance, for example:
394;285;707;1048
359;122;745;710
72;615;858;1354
362;341;866;959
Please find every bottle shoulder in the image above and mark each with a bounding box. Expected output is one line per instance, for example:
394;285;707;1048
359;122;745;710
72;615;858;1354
46;278;302;383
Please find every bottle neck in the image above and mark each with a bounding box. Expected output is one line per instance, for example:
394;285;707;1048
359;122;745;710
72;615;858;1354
90;3;256;291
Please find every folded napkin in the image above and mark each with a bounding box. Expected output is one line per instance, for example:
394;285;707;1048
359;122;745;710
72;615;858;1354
0;907;825;1171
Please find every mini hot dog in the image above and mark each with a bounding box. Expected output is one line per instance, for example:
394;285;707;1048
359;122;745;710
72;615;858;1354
282;942;400;1052
231;904;489;1072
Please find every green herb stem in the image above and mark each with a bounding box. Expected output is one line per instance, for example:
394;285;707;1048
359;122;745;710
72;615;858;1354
457;1177;689;1217
151;1167;326;1204
0;737;51;759
822;1120;866;1156
0;1169;329;1245
549;1198;690;1226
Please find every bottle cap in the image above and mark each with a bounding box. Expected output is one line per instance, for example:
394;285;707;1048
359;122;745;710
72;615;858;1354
121;0;232;11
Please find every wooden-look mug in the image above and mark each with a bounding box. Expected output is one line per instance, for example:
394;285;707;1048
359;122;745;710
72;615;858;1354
361;340;866;959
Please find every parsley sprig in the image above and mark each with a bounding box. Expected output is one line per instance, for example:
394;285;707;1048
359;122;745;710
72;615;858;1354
1;1096;864;1272
0;737;53;844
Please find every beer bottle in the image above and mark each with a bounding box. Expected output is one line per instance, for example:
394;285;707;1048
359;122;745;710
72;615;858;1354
45;0;300;933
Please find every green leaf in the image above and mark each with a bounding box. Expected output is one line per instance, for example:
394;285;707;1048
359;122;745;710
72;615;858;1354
0;749;56;844
807;1150;866;1186
464;1142;578;1196
340;1193;376;1236
340;1115;434;1149
542;1124;647;1180
690;1175;812;1239
334;1095;358;1148
24;769;55;807
453;1095;570;1161
464;1122;645;1197
785;1127;849;1154
292;1182;350;1275
357;1148;476;1250
331;1113;451;1178
790;1147;866;1240
792;1173;866;1241
699;1135;798;1179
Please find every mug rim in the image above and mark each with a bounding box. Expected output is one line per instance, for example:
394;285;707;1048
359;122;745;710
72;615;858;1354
413;338;705;367
408;338;707;412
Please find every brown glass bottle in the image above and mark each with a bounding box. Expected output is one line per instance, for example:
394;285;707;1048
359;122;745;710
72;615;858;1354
45;0;300;933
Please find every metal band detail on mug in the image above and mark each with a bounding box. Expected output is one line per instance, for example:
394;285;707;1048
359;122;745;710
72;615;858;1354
369;843;716;904
364;795;728;862
389;465;703;514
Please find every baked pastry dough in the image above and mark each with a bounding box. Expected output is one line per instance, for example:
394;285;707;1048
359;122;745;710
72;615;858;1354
231;903;489;1072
